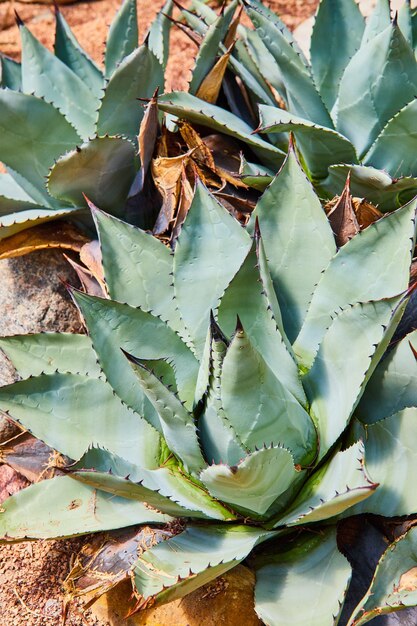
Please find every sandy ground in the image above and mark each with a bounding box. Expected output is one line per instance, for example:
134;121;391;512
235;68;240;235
0;1;317;624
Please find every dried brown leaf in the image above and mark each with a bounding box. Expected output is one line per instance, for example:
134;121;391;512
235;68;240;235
152;152;192;235
1;432;66;483
195;43;235;105
0;221;89;260
325;175;360;247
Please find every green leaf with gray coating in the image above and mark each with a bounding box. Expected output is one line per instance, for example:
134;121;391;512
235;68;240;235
0;55;21;90
48;136;137;215
104;0;138;78
0;476;169;541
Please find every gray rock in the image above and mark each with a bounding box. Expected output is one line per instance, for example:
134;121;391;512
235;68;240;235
0;250;83;441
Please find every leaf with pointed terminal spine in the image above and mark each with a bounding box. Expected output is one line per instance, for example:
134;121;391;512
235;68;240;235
361;0;391;44
20;23;98;140
220;325;316;465
294;198;416;367
0;476;169;542
148;0;173;68
104;0;138;78
173;181;251;357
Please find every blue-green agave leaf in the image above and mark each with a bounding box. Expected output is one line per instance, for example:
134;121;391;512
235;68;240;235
346;525;417;626
97;44;164;142
361;0;391;44
398;0;413;46
276;441;376;527
0;173;41;216
134;525;274;604
257;105;358;181
0;55;21;90
337;22;417;158
304;296;406;458
220;323;316;465
54;8;103;98
148;0;173;68
173;180;251;357
0;91;81;205
252;144;336;344
47;136;137;215
0;333;101;379
310;0;364;112
0;476;169;541
200;446;298;516
294;198;417;367
0;207;79;240
357;329;417;424
20;23;98;140
0;372;161;467
104;0;138;78
254;527;351;626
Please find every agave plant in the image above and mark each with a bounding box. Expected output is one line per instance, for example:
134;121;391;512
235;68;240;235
0;0;172;244
1;147;417;624
159;0;417;212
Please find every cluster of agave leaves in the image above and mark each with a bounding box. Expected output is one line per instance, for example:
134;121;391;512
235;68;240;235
158;0;417;211
2;145;417;625
0;0;172;241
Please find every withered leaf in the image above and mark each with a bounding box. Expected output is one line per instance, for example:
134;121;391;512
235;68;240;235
139;87;160;179
326;175;360;247
79;240;105;287
1;432;67;483
65;254;106;298
152;152;192;236
178;121;216;171
195;43;235;105
171;167;195;247
0;220;89;260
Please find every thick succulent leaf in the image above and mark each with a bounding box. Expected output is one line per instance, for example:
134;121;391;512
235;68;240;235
104;0;138;78
275;442;376;527
218;241;305;405
310;0;364;112
346;526;417;626
200;446;297;516
220;324;316;465
47;136;136;216
337;23;417;158
229;37;278;108
239;158;274;191
398;0;414;46
93;209;188;340
173;180;251;356
0;91;81;204
252;145;336;344
0;372;161;467
54;9;103;98
20;24;98;140
242;0;332;127
158;92;284;166
0;207;79;240
254;527;351;626
0;476;169;541
189;1;237;94
134;525;273;604
304;296;406;458
127;357;205;476
357;329;417;424
72;291;199;414
322;164;417;212
70;447;233;520
97;44;164;142
363;99;417;178
0;333;101;379
361;0;391;44
257;105;357;181
148;0;173;68
350;408;417;517
0;173;40;215
0;55;21;90
294;199;417;366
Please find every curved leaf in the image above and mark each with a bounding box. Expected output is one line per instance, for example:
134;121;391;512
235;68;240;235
252;145;336;344
54;8;103;98
294;198;417;367
0;91;80;204
148;0;173;68
105;0;138;77
200;446;297;516
48;136;137;216
257;105;357;180
0;207;79;240
220;324;316;465
0;333;101;379
97;44;164;142
337;23;417;157
310;0;364;112
276;442;376;527
0;55;21;90
361;0;391;45
0;372;161;467
0;476;169;541
254;527;351;626
20;23;98;140
173;180;251;356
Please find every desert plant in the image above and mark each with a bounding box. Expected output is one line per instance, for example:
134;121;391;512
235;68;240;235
1;148;417;624
0;0;172;243
161;0;417;211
